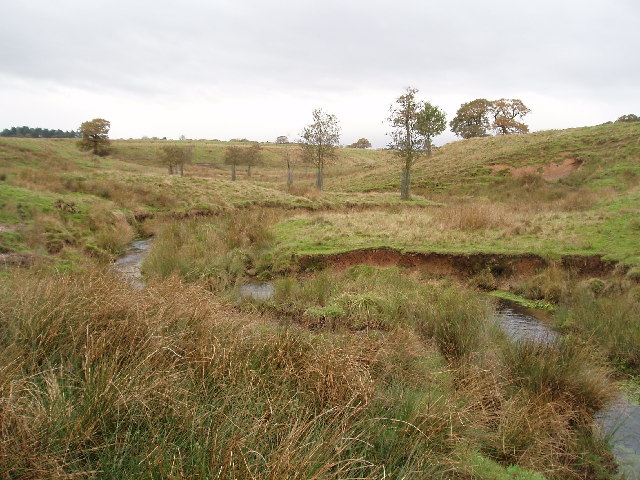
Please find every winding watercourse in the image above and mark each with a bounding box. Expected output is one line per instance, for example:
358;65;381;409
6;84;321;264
114;239;640;478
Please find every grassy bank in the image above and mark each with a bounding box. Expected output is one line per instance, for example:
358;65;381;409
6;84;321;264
269;190;640;266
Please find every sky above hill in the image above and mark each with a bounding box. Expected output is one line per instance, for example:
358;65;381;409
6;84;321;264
1;0;638;147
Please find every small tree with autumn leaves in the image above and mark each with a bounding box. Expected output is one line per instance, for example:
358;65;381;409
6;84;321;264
77;118;111;156
490;99;530;135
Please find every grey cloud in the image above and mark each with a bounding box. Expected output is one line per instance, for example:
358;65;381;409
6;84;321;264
0;0;638;141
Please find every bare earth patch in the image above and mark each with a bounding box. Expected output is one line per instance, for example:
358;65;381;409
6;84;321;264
490;158;581;180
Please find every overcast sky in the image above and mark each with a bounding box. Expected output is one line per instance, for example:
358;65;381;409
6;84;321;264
1;0;638;147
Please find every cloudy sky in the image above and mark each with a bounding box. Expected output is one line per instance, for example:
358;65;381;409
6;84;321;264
1;0;638;147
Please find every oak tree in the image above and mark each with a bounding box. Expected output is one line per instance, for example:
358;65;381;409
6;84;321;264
347;138;372;149
490;98;530;135
78;118;111;156
616;114;639;123
450;98;531;138
449;99;491;139
300;109;341;191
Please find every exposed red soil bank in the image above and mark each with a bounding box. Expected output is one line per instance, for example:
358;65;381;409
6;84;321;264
296;247;618;280
489;158;581;181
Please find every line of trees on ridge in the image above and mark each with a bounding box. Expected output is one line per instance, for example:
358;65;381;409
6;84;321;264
1;126;80;138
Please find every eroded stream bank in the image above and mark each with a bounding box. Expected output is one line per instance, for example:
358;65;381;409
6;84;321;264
296;247;621;282
114;239;639;478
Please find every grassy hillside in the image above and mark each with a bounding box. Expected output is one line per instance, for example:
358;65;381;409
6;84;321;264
2;122;639;268
328;122;640;192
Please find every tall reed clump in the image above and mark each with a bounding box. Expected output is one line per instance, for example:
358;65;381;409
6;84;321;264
480;337;616;478
1;269;477;479
142;209;278;290
555;288;640;372
514;265;572;303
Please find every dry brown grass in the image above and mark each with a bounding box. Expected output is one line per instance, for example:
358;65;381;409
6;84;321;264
0;269;473;478
280;183;324;200
431;202;519;231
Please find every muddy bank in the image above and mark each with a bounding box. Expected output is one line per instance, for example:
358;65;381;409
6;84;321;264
296;247;620;281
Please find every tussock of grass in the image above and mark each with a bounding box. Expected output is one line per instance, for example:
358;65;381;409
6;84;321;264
514;266;572;303
267;266;493;362
555;289;640;372
501;339;614;414
142;211;280;289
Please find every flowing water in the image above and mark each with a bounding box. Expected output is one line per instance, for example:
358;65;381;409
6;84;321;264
239;282;276;301
494;301;558;343
496;300;640;479
113;241;640;478
111;238;153;288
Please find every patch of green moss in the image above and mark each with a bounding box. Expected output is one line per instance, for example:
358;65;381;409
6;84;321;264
489;290;555;311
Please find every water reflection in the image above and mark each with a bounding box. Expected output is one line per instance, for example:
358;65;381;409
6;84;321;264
112;238;153;289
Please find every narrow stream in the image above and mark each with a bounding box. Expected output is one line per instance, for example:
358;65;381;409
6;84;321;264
495;300;640;479
111;238;153;288
113;241;639;478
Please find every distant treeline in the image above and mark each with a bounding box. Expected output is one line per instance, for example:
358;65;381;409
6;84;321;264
1;126;80;138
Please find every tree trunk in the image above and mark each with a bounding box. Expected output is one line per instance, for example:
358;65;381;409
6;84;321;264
231;163;236;181
315;167;324;191
287;166;293;187
179;163;184;176
400;167;411;200
247;165;252;177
